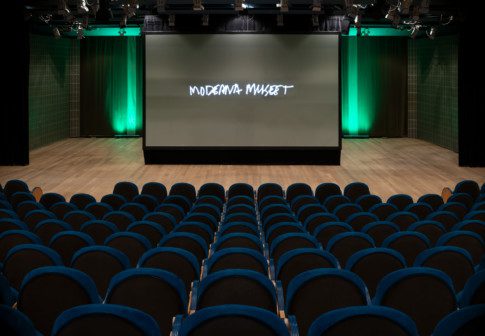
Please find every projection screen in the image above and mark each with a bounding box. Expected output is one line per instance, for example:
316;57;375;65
145;34;340;148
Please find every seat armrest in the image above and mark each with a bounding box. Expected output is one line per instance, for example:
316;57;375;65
188;280;199;314
276;280;285;318
170;314;184;336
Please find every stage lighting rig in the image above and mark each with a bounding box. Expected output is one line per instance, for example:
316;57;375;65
156;0;166;13
279;0;289;13
57;0;70;16
427;26;436;39
53;27;61;39
312;0;322;12
202;14;209;26
193;0;204;11
235;0;244;12
120;0;139;28
77;0;89;15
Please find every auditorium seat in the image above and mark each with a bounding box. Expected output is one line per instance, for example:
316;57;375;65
63;210;96;230
218;222;259;236
105;268;187;336
333;203;363;222
173;222;213;245
175;305;291;336
458;270;485;307
16;200;43;219
285;268;370;336
212;233;263;253
204;248;268;276
386;211;419;231
0;217;28;233
17;266;101;335
169;182;196;203
49;231;95;265
191;269;277;312
39;192;65;210
275;248;339;294
159;232;208;263
414;246;475;292
119;202;148;221
344;182;370;202
369;203;399;221
3;244;63;290
404;202;434;220
307;306;418;336
102;211;136;231
266;222;305;246
100;194;127;210
355;194;383;212
185;213;218;231
80;220;119;244
126;220;166;247
346;212;379;231
4;180;30;200
448;193;474;210
226;204;256;216
312;222;353;248
51;304;160;336
142;182;167;203
71;246;130;297
198;183;225;202
387;194;414;211
24;209;56;230
346;248;406;297
85;202;113;220
50;202;78;220
70;193;96;210
104;232;151;267
257;183;284;203
324;195;351;212
382;232;430;266
315;182;342;204
439;202;468;220
464;210;485;222
432;304;485;336
228;183;255;199
418;193;444;211
0;274;16;307
164;195;192;214
263;213;298;232
0;230;42;262
0;305;40;336
436;231;485;264
453;180;481;201
113;181;139;202
33;219;72;245
373;267;457;336
132;194;159;212
143;212;177;232
259;195;287;211
191;204;221;221
261;203;292;219
198;195;224;210
291;195;319;214
155;203;185;223
326;232;375;267
10;191;36;209
304;213;340;234
452;220;485;241
138;247;200;295
427;211;460;231
270;233;320;263
286;183;313;203
227;195;254;207
361;221;400;246
408;220;446;245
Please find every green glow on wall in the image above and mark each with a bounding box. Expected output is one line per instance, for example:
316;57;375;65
65;27;141;37
347;27;410;37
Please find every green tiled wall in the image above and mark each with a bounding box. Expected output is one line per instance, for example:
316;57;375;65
408;35;459;152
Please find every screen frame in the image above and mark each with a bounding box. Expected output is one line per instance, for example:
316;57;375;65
142;32;342;164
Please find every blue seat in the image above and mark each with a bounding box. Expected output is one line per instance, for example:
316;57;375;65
174;222;214;245
50;202;78;220
191;203;221;221
102;210;136;231
105;232;151;267
386;211;419;230
80;219;119;245
275;248;339;294
119;202;148;221
257;183;284;203
4;179;30;200
361;221;400;246
71;246;130;297
286;183;313;203
85;202;113;220
226;203;256;216
265;222;304;246
404;202;434;220
39;192;66;210
285;268;370;336
0;273;16;306
113;181;139;202
417;193;444;211
0;199;12;210
464;210;485;222
454;180;481;200
49;231;95;265
262;213;297;232
127;220;166;247
343;182;370;202
327;232;374;267
332;203;363;222
16;201;43;219
164;195;192;214
155;204;185;224
142;182;168;203
260;204;292;220
369;203;399;221
52;304;160;336
297;204;328;223
10;191;35;209
304;213;340;234
33;219;72;245
312;222;353;248
373;267;457;336
452;219;485;241
18;266;101;335
382;231;430;266
191;269;277;312
433;304;485;336
185;212;218;231
408;220;446;245
448;193;474;210
198;183;225;202
346;247;406;297
458;270;485;307
105;268;187;336
176;304;290;336
143;211;177;232
133;194;159;212
387;194;413;211
159;232;208;263
24;209;56;230
471;201;485;212
224;212;258;226
0;230;42;262
414;246;475;292
291;195;319;213
0;304;40;336
218;222;259;236
258;195;286;211
439;202;468;220
315;183;342;204
70;193;96;210
228;183;255;199
270;233;320;263
100;194;127;211
197;195;224;210
204;248;268;276
355;194;382;212
63;210;96;231
3;244;63;290
212;233;263;253
436;230;485;264
427;211;460;231
346;212;379;231
0;218;28;233
169;182;195;203
138;247;200;295
307;306;418;336
324;195;352;213
226;195;254;208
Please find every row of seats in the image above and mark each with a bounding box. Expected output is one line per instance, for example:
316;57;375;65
1;179;484;335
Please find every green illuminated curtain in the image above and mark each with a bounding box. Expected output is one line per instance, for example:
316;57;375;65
341;37;408;137
80;37;143;136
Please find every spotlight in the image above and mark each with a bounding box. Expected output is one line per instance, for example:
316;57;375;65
57;0;70;16
156;0;166;13
235;0;244;12
277;14;284;27
168;14;175;27
77;0;89;15
202;14;209;26
427;26;437;39
385;7;400;26
312;14;319;27
120;0;139;28
354;14;361;29
193;0;204;11
279;0;289;13
410;25;420;39
76;24;84;40
53;27;61;39
312;0;322;12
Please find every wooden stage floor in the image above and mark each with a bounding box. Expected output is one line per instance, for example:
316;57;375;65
1;138;484;201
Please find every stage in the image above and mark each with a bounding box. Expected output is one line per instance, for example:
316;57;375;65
1;138;483;201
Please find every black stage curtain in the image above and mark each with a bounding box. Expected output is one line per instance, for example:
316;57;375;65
1;1;29;165
80;37;143;137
